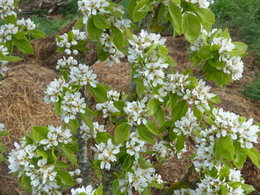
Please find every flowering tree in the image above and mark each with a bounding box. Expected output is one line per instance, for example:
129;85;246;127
4;0;260;195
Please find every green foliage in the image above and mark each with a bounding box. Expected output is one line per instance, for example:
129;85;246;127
242;77;260;101
31;16;71;35
210;0;260;57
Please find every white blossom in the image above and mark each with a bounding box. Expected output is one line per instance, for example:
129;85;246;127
44;78;68;104
165;73;191;96
124;97;149;126
93;139;121;170
80;121;106;139
56;56;78;70
173;109;199;136
100;32;125;65
0;23;18;43
78;0;110;24
212;108;260;149
69;64;98;87
0;0;17;19
184;80;216;111
71;185;96;195
61;91;86;123
40;126;72;150
126;132;146;159
185;0;214;8
17;18;36;31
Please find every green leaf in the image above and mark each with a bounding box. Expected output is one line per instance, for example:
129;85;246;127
215;136;235;161
111;26;124;51
87;17;103;40
181;12;201;43
230;42;248;56
128;0;137;18
21;173;31;192
0;131;9;136
80;113;94;129
94;185;103;195
138;156;152;169
13;37;34;54
4;15;16;24
168;1;182;34
176;135;186;151
93;14;111;29
245;147;260;169
68;119;79;134
154;105;165;127
210;95;221;104
0;141;6;152
57;170;75;186
135;78;145;97
0;153;6;162
36;149;49;159
234;142;247;169
61;146;78;165
74;16;84;29
0;56;22;62
32;126;49;143
122;155;135;170
196;8;215;31
114;122;131;144
166;94;179;110
137;124;154;144
193;105;203;121
133;0;150;22
54;100;62;115
30;30;45;39
145;120;161;137
87;84;108;103
171;100;188;122
95;132;113;144
148;99;158;115
241;183;255;194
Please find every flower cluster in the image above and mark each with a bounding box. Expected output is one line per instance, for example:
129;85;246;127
40;126;72;150
96;89;120;118
212;37;244;80
173;109;199;136
152;141;174;159
124;97;149;126
184;80;216;111
0;0;17;19
119;162;163;194
175;166;245;195
56;56;78;70
56;29;87;55
0;23;18;43
185;0;214;8
61;91;86;123
44;78;68;104
17;18;36;31
78;0;110;24
212;108;260;149
8;138;62;194
69;64;98;87
100;32;125;65
128;30;166;63
80;121;106;139
92;139;121;170
126;132;146;159
165;73;191;96
71;185;97;195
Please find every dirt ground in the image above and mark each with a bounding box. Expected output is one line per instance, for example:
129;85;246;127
0;33;259;194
